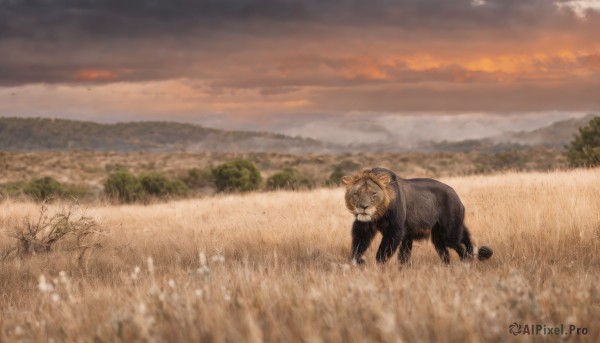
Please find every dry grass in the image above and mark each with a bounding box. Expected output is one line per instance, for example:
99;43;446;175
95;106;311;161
0;168;599;342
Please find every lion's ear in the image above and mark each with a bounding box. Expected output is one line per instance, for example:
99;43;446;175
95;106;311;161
377;174;391;185
341;175;355;185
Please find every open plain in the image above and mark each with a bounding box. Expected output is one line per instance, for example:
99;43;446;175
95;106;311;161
1;168;599;342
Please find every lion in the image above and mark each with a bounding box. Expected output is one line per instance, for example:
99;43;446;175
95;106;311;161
342;167;493;264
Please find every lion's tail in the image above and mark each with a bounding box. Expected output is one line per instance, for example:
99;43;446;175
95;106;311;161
462;227;493;261
473;246;494;261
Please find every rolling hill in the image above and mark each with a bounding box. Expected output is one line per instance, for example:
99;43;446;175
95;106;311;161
0;117;335;153
0;115;595;153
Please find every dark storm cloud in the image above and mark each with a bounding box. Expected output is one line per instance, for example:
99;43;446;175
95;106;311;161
0;0;593;38
0;0;598;85
0;0;599;114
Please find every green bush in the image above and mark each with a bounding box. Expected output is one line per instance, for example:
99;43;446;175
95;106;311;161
105;170;190;203
266;168;313;190
24;177;66;201
104;170;143;203
168;179;191;197
212;159;262;192
3;178;89;202
566;116;600;167
139;172;189;197
139;172;171;197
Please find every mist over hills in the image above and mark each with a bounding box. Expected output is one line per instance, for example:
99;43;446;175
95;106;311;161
501;114;596;147
421;114;596;153
0;115;594;153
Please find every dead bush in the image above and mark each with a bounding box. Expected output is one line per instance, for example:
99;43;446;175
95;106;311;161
2;202;104;263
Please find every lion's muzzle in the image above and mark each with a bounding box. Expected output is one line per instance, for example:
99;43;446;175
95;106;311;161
356;214;373;222
354;207;376;222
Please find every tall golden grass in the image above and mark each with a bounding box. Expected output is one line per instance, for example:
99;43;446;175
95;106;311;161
1;168;598;342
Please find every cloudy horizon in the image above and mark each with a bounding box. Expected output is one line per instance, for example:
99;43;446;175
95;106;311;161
1;0;599;144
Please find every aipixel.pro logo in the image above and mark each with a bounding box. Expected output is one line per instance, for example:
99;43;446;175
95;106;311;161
509;322;588;336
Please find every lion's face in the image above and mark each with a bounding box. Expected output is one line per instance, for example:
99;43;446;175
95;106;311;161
342;170;392;222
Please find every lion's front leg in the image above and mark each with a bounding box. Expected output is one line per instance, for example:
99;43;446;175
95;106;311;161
376;227;402;264
398;237;413;264
351;221;376;264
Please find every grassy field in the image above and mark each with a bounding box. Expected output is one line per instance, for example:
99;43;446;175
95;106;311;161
0;168;598;342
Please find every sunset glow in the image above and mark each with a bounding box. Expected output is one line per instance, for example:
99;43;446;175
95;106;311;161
74;70;118;81
0;0;599;127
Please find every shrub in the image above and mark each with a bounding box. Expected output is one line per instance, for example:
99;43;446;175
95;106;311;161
266;168;313;190
212;159;262;192
104;170;143;203
24;177;66;201
139;172;171;196
4;178;89;202
139;172;190;198
105;170;190;203
167;179;191;197
566;116;600;167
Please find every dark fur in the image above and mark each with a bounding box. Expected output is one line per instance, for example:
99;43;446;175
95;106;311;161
348;167;493;264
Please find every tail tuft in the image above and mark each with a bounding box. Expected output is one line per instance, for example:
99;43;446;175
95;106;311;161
477;246;493;261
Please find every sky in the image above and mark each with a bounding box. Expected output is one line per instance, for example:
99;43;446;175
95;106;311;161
1;0;599;144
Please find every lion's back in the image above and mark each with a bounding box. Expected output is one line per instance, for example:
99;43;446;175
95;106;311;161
405;178;459;198
403;177;465;227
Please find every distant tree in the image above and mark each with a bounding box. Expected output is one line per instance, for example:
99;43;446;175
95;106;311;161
566;116;600;167
212;159;262;192
266;168;313;190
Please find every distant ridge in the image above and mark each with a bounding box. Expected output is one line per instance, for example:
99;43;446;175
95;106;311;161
0;115;595;153
0;117;335;153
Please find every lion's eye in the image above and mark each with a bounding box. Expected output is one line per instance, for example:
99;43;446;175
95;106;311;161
372;192;378;197
352;194;358;200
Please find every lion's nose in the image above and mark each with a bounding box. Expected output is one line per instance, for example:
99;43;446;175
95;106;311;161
359;204;369;210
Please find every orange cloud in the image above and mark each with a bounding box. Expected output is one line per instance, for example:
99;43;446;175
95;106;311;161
74;69;117;81
579;53;600;70
341;58;389;81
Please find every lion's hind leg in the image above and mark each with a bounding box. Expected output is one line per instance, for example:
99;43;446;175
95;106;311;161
448;241;468;261
461;225;494;261
460;226;475;259
444;225;472;261
431;223;451;264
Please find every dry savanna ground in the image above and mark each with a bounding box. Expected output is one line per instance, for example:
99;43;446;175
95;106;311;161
0;168;599;342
